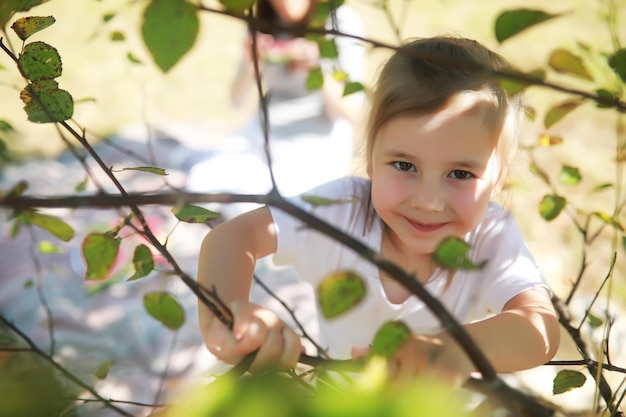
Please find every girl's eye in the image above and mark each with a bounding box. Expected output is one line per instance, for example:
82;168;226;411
392;161;416;172
449;170;474;180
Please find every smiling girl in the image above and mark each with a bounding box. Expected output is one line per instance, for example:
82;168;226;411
197;36;560;385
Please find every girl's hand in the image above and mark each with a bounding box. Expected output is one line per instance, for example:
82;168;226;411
203;302;303;373
351;334;473;387
390;334;472;387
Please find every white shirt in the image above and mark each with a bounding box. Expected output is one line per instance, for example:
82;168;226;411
269;176;547;359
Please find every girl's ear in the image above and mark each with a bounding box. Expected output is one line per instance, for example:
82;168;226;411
366;161;373;178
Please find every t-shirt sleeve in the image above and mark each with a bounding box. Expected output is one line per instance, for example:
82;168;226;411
268;177;366;273
478;210;549;314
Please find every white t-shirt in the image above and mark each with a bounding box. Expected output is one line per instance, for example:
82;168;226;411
269;176;547;359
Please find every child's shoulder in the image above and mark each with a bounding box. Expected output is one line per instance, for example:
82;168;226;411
301;176;371;200
469;202;521;246
296;176;373;227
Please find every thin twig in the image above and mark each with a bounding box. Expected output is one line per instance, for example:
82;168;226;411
25;226;56;355
252;273;329;357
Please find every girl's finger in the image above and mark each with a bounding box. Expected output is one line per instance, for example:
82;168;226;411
233;305;282;357
350;346;369;358
249;322;285;373
278;326;303;369
206;318;241;364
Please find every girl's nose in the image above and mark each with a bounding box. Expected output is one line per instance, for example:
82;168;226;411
410;179;445;212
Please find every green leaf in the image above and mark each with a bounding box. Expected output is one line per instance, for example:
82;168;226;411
586;313;603;329
369;321;411;360
172;204;220;223
128;244;155;281
301;194;356;206
23;210;74;241
218;0;255;14
548;49;593;81
432;237;486;271
0;120;14;133
10;216;23;238
309;0;345;27
0;333;17;345
494;9;561;43
126;52;142;64
595;89;619;109
144;291;185;330
608;48;626;82
553;370;586;395
94;360;114;380
592;212;624;231
103;13;115;23
82;232;121;280
318;38;338;59
317;270;366;319
0;139;11;162
6;180;28;197
590;182;612;194
306;67;324;91
110;31;125;41
142;0;199;73
39;240;63;254
23;78;58;93
21;85;74;123
75;177;88;192
544;100;582;129
0;0;49;29
343;81;364;96
538;133;563;147
332;69;348;82
116;166;167;175
18;41;62;81
11;16;55;41
498;68;545;95
539;195;566;221
559;165;581;186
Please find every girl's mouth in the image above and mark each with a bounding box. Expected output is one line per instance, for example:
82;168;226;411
404;217;447;233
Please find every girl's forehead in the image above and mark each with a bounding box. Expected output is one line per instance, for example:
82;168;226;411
372;107;500;165
373;93;502;149
426;93;499;128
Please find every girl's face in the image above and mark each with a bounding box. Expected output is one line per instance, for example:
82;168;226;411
368;102;501;257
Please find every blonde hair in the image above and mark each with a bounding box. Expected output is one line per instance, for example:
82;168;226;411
365;36;522;191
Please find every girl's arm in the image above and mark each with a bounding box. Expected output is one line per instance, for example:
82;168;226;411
197;206;302;372
392;287;560;385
